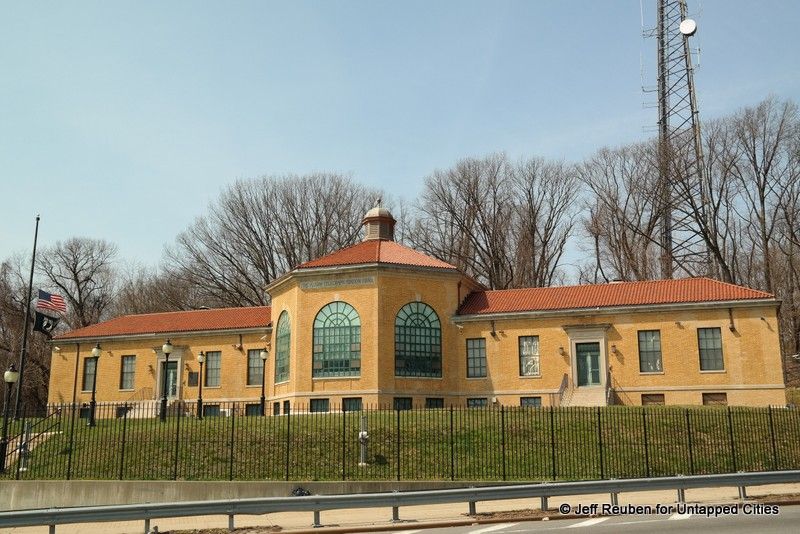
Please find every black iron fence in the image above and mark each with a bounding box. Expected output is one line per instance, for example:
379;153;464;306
2;402;799;481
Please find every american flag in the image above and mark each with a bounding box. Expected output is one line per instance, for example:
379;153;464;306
36;289;67;314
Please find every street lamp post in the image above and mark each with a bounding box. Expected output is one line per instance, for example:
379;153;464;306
160;339;173;423
196;351;205;419
88;343;101;427
259;347;269;416
1;364;20;473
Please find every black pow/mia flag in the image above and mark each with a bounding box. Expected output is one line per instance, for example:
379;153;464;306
33;310;60;337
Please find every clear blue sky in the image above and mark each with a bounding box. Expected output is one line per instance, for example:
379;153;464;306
2;1;798;274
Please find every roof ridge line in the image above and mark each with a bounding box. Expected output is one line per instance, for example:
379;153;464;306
67;306;272;330
108;305;271;319
696;276;773;297
476;277;724;294
295;240;375;269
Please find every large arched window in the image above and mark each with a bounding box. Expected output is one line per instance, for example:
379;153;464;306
313;302;361;377
395;302;442;378
274;311;291;383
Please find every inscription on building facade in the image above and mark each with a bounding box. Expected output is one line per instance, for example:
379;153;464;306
300;276;376;290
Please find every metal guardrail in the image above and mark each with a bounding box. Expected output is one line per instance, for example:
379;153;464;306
1;470;799;533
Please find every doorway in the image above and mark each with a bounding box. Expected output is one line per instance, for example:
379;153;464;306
575;342;601;386
160;360;179;399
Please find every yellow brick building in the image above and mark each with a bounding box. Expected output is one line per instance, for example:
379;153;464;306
48;207;786;411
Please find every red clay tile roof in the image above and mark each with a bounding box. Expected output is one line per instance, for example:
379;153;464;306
457;278;774;316
296;239;457;270
54;306;272;340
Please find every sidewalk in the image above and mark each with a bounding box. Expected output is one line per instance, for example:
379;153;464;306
3;483;800;534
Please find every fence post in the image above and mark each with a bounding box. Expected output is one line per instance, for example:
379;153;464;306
449;406;455;481
395;408;401;482
500;405;507;481
229;404;236;481
768;405;778;470
16;421;31;477
597;406;604;479
642;407;650;478
119;403;128;480
285;408;291;481
549;406;557;480
727;406;737;472
66;403;77;480
173;404;181;480
685;408;694;475
341;406;346;481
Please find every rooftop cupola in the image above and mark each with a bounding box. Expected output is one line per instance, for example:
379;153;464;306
362;198;396;241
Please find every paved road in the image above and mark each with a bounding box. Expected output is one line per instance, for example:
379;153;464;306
405;504;799;534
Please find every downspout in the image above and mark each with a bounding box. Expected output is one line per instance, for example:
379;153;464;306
70;343;80;405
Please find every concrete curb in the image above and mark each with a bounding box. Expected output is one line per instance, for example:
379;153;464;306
282;515;581;534
278;498;800;534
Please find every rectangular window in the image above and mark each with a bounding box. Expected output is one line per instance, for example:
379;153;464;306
310;398;330;413
466;338;487;378
343;397;363;412
245;403;262;416
393;397;412;411
203;404;221;417
641;394;665;406
82;357;97;392
205;351;221;387
467;397;488;408
283;400;290;415
519;336;540;376
119;355;136;390
698;327;724;371
520;396;542;407
702;392;727;406
638;330;663;373
247;349;264;386
425;398;444;409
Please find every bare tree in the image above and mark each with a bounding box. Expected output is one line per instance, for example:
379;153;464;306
113;264;205;316
413;154;516;289
578;142;662;282
666;115;747;284
510;158;577;287
730;97;798;292
412;153;575;289
776;122;800;382
166;173;379;307
273;174;379;269
36;238;117;329
0;257;51;411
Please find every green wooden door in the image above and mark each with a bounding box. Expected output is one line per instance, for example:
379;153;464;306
575;342;601;386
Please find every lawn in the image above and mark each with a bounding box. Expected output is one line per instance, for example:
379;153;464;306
3;404;799;482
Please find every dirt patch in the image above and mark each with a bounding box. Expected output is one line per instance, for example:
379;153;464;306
171;527;282;534
470;508;550;520
755;493;800;504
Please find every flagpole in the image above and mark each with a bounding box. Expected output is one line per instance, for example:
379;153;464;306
14;215;40;419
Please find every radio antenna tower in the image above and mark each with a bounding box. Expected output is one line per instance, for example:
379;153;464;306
645;0;706;278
